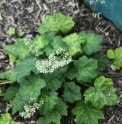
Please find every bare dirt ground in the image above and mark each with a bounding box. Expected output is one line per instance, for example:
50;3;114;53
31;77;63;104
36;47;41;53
0;0;122;124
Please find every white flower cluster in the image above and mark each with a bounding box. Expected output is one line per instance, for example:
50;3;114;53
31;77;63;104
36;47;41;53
90;0;105;5
19;98;44;119
36;48;72;73
23;38;42;56
6;103;12;112
23;38;32;46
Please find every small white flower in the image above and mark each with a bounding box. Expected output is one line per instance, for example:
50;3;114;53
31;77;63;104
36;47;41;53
6;103;12;112
35;48;72;73
19;98;44;119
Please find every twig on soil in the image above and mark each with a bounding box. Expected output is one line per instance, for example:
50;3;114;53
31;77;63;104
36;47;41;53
35;0;42;11
107;115;115;123
0;30;8;37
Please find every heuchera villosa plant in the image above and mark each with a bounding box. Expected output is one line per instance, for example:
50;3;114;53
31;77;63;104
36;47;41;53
0;13;118;124
107;47;122;70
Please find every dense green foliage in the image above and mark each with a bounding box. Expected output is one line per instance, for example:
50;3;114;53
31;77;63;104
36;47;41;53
0;13;118;124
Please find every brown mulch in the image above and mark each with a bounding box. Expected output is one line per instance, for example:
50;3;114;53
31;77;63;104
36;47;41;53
0;0;122;124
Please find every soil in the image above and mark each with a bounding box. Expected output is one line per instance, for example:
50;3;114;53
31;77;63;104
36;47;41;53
0;0;122;124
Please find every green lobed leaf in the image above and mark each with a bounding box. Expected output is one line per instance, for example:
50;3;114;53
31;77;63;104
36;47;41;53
45;79;62;92
72;100;104;124
107;47;122;69
79;31;103;55
63;33;85;56
0;70;15;81
53;12;74;34
37;117;57;124
107;49;116;59
84;76;118;109
4;84;20;100
44;35;67;56
66;63;77;80
18;29;24;36
18;74;46;101
66;66;77;80
10;57;39;80
62;82;81;103
43;98;68;124
8;53;17;63
11;93;28;114
94;76;112;88
39;90;58;114
4;38;31;60
7;27;15;35
36;117;49;124
37;15;58;34
31;34;49;55
92;52;109;70
0;113;18;124
33;35;49;48
42;66;67;91
37;12;74;34
74;55;98;82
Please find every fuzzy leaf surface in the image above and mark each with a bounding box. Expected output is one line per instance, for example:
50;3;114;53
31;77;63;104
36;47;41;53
37;13;74;34
79;31;103;55
72;100;104;124
42;66;67;91
4;38;30;60
19;74;46;101
0;113;18;124
39;91;58;114
92;52;109;70
43;98;68;124
44;35;66;56
31;35;49;55
66;66;77;80
11;93;28;114
4;84;20;100
0;70;15;81
74;56;98;82
84;76;118;109
63;33;85;56
53;13;74;33
10;57;39;80
107;47;122;69
37;15;58;34
45;79;62;92
62;82;81;103
36;117;49;124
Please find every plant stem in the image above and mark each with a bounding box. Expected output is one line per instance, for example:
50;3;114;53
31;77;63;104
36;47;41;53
12;114;19;121
89;1;98;31
50;4;53;15
79;82;91;87
0;81;15;85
